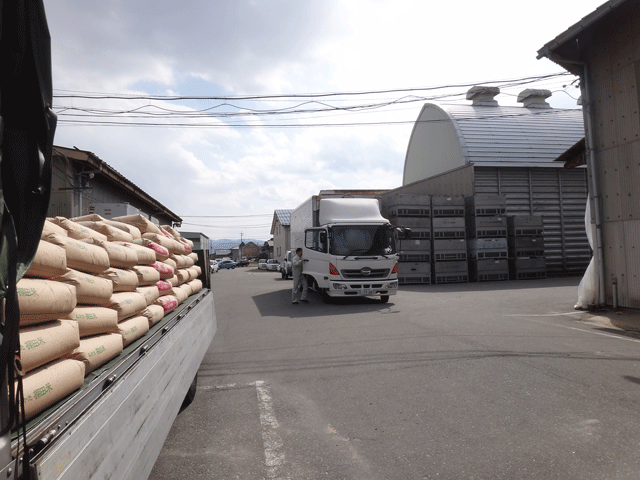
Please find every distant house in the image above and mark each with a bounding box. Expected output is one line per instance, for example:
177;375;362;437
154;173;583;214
242;241;261;260
271;209;292;263
395;86;588;274
538;0;640;309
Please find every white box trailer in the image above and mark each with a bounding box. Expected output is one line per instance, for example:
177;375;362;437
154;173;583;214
291;195;405;303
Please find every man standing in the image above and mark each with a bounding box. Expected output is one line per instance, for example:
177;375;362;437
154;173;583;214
291;248;309;304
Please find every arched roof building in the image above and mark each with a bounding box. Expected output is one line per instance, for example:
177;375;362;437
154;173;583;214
392;87;590;274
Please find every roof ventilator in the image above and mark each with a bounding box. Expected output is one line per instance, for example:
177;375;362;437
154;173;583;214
517;89;552;108
466;86;500;106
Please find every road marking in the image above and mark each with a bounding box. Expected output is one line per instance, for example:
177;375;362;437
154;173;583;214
255;380;290;480
202;381;290;479
505;314;640;343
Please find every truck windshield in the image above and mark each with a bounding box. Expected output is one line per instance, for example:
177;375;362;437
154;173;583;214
330;225;396;257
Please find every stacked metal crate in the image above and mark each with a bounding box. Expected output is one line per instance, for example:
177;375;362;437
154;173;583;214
508;216;546;279
432;196;468;284
465;195;509;282
386;194;432;285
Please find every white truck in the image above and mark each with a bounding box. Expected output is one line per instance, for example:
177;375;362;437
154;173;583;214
0;4;216;479
290;194;403;303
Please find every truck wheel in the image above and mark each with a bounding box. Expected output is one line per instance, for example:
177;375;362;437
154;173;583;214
380;295;390;303
180;374;198;412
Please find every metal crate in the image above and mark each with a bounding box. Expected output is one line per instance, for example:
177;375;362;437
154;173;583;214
432;196;465;217
389;215;431;229
507;215;544;236
399;252;431;262
434;273;469;284
397;234;431;252
465;194;507;217
508;236;545;257
467;216;508;238
399;275;432;285
434;260;468;274
432;217;466;239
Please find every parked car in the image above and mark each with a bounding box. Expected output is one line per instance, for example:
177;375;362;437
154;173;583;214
280;250;292;279
258;259;267;270
266;259;280;271
218;259;236;270
210;260;219;273
236;259;250;267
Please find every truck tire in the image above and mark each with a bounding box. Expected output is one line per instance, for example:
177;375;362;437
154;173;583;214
321;288;332;304
180;373;198;412
380;295;390;303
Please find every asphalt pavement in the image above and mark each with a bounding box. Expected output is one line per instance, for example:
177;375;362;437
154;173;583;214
150;268;640;480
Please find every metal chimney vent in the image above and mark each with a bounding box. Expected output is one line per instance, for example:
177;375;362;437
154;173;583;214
466;86;500;106
517;89;552;108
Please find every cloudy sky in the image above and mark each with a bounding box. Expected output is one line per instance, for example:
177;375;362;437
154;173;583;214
46;0;605;241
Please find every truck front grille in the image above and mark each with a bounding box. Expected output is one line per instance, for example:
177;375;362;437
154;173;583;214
340;268;390;279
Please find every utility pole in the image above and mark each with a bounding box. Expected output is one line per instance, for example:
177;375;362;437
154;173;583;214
240;232;244;260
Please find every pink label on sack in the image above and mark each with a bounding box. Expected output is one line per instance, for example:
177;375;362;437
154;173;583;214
180;241;192;252
148;242;169;256
153;261;173;275
161;298;178;311
156;280;172;292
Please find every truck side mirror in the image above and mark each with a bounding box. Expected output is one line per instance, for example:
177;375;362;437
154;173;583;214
397;227;412;239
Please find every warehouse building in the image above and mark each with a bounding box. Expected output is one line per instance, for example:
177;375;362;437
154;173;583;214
538;0;640;309
395;87;588;275
50;145;181;226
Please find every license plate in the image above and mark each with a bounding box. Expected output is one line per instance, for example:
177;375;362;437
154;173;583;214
361;289;375;295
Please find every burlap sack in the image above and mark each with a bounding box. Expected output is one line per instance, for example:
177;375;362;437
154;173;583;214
178;240;192;254
135;286;160;306
193;265;202;277
53;268;113;306
25;240;67;279
42;219;68;239
155;280;172;294
163;257;177;272
114;241;156;265
169;254;188;269
64;306;119;337
142;304;165;326
101;220;142;240
151;261;174;280
187;252;199;264
187;279;203;294
118;315;150;347
50;217;108;243
166;275;179;287
77;221;134;243
183;255;196;268
84;238;138;269
60;236;111;274
155;295;178;312
186;267;199;281
181;238;194;249
19;320;81;373
172;285;189;304
141;232;183;255
71;214;105;222
176;269;190;285
132;238;170;261
108;292;147;321
17;358;85;421
132;265;161;286
74;216;142;240
70;334;123;374
111;214;163;235
160;225;181;238
99;267;139;292
17;279;77;326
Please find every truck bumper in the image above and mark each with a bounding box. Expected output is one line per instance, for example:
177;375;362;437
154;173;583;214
326;279;398;298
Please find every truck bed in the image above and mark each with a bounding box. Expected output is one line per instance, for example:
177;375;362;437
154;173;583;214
3;289;216;480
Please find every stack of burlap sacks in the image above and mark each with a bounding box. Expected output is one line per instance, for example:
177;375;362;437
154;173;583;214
16;214;203;420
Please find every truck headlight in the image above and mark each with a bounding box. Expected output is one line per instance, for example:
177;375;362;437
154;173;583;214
385;281;398;289
332;283;348;290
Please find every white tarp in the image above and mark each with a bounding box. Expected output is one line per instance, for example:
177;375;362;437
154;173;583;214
575;199;598;309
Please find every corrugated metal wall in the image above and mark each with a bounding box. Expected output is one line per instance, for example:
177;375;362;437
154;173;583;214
474;166;589;274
